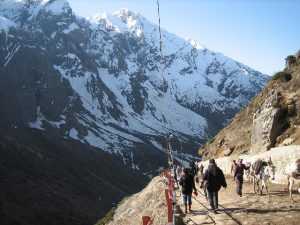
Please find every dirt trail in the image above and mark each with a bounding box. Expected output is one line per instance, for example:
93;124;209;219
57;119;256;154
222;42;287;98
177;177;300;225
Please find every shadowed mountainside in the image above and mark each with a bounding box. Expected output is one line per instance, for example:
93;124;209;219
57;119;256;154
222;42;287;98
0;128;148;225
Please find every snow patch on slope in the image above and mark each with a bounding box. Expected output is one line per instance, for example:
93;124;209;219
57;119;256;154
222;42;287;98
0;15;15;32
99;68;207;137
0;0;71;23
63;22;79;34
0;16;16;33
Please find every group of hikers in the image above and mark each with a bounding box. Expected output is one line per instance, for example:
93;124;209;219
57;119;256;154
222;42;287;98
174;159;251;214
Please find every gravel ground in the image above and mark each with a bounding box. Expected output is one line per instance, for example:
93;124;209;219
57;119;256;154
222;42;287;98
180;177;300;225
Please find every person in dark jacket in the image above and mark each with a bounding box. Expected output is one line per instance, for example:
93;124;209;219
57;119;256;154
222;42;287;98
201;159;227;213
190;161;198;178
179;168;197;213
234;159;250;197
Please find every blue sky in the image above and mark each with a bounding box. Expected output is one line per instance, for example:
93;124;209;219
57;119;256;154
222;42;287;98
68;0;300;75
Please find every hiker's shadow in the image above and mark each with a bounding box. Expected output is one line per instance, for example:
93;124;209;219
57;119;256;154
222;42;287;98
190;207;246;215
268;191;290;196
244;191;293;197
247;208;300;213
190;210;209;215
219;207;246;213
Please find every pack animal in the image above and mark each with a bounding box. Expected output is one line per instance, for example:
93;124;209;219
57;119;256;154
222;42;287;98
287;159;300;202
250;158;275;195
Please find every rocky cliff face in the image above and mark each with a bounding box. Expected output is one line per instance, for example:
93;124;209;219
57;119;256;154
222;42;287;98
251;90;286;152
0;0;268;173
200;53;300;159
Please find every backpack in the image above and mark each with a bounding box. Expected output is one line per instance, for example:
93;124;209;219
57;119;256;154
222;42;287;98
296;159;300;173
190;162;197;177
253;160;264;175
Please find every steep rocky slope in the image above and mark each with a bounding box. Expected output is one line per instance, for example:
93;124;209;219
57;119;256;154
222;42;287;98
200;52;300;159
104;176;169;225
0;0;268;173
0;127;148;225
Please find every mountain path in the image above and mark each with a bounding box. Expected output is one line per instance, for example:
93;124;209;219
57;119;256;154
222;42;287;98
176;177;300;225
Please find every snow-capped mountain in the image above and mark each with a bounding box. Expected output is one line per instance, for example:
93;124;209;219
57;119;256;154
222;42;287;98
0;0;268;172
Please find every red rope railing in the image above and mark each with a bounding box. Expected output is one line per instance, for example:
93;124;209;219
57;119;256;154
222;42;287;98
142;216;154;225
141;169;176;225
164;169;175;223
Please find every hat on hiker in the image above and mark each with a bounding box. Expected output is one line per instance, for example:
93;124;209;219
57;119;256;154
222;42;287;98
209;159;216;164
183;167;189;174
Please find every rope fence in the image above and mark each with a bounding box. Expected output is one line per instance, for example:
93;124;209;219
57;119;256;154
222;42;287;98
141;169;177;225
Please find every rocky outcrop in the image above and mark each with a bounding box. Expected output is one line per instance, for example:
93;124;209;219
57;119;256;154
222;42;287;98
200;51;300;159
285;55;297;69
251;90;284;152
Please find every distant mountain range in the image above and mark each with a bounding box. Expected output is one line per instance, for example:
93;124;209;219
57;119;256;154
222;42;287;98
0;0;268;173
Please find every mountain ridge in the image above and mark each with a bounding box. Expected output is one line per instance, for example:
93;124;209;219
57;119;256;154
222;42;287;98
0;0;268;171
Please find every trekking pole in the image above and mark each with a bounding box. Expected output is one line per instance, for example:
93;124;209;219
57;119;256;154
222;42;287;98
180;141;183;167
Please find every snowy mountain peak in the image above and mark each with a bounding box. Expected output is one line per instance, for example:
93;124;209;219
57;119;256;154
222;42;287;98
0;0;269;171
89;8;146;37
113;8;140;21
188;39;205;50
0;0;71;23
2;0;70;8
42;0;71;15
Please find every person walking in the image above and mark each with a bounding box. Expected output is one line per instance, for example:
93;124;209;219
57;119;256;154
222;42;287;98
173;164;179;187
197;162;205;196
177;165;182;179
198;163;204;177
201;159;227;213
234;159;250;197
190;161;198;178
230;160;237;176
179;168;197;213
